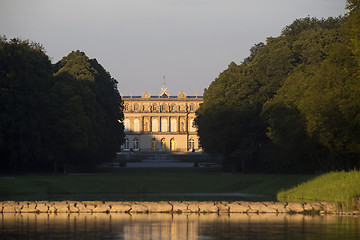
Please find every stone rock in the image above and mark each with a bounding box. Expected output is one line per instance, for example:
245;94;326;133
250;202;278;213
82;201;105;213
108;201;132;213
68;201;80;212
170;201;189;213
319;201;338;213
75;202;89;212
93;203;111;213
21;201;37;213
198;202;219;213
145;201;173;213
54;201;70;213
227;202;250;213
2;201;19;213
35;201;49;212
285;202;304;213
247;202;262;213
0;200;347;215
186;202;200;213
130;202;149;213
216;202;230;213
302;202;314;211
46;201;57;213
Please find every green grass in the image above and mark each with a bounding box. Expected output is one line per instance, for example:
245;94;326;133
0;168;311;202
277;170;360;208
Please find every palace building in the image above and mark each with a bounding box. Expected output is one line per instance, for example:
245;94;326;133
121;88;203;152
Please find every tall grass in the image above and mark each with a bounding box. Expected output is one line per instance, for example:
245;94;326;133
277;170;360;209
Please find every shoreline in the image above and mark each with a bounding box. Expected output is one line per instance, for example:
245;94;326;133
1;201;358;215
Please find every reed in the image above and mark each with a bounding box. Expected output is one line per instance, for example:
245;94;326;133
277;170;360;209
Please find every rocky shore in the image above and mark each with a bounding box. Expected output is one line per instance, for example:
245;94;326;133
1;201;357;215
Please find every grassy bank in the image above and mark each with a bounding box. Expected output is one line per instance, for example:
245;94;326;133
277;170;360;209
0;168;311;202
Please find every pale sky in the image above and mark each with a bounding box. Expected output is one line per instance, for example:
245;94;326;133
1;0;347;96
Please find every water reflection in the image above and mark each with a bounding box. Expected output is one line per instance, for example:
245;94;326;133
1;213;359;240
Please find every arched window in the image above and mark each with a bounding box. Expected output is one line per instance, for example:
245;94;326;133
124;137;130;151
161;105;167;112
152;104;157;112
189;138;195;151
151;138;158;151
124;119;130;132
161;138;166;151
133;119;139;132
189;119;196;132
189;104;194;112
171;119;177;132
152;118;158;132
133;138;139;150
170;138;176;151
161;118;167;132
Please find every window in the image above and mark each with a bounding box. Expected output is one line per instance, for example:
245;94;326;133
124;119;130;132
124;137;130;151
171;105;176;111
161;138;167;151
152;119;158;132
124;104;129;111
133;138;139;150
189;119;196;132
190;105;194;111
152;105;157;111
151;138;158;151
170;138;176;151
133;104;139;111
161;118;168;132
171;119;177;132
161;105;167;112
189;138;195;151
133;119;139;132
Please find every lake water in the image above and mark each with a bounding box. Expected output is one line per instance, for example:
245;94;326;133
1;213;359;240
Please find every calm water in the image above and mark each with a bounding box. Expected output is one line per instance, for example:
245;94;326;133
1;213;359;240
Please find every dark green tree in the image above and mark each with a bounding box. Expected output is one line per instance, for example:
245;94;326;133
0;40;124;172
196;34;297;171
53;51;124;170
0;38;53;171
196;14;358;173
263;7;360;172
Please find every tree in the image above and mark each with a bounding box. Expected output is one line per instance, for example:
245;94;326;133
196;33;297;172
263;10;360;172
196;14;359;173
53;51;124;170
0;40;124;172
0;38;53;171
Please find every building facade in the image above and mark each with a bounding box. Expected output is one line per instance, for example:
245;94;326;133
121;89;203;152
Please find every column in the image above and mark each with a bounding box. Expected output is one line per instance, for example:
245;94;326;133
168;116;171;132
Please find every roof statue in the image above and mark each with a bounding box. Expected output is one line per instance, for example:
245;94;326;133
141;91;151;99
177;91;186;99
159;75;169;97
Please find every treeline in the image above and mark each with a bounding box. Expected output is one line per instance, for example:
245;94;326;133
0;38;124;172
196;0;360;173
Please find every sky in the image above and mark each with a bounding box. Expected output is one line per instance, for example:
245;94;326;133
1;0;347;96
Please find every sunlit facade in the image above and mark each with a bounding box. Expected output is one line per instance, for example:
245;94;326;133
121;89;202;152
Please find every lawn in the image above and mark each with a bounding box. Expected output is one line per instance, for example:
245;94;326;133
0;168;312;201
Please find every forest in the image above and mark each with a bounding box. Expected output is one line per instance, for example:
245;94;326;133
0;41;124;172
195;0;360;173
